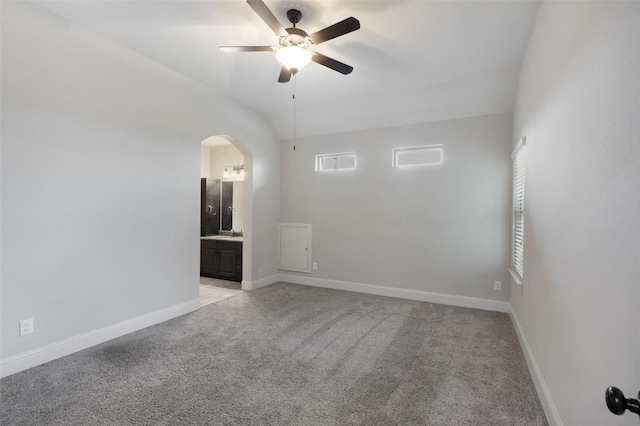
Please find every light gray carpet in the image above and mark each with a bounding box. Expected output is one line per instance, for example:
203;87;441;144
1;283;548;425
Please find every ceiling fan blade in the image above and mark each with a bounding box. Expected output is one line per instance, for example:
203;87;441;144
278;66;292;83
247;0;287;37
310;17;360;44
312;53;354;75
219;46;274;52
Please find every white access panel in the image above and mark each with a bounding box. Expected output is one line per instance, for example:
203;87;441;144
279;223;312;273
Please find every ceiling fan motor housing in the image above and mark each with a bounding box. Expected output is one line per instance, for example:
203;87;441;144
281;27;311;48
281;9;312;48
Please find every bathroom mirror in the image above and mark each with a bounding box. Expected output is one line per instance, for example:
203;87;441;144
221;181;244;231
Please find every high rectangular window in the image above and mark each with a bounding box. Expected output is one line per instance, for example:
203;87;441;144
315;153;356;171
510;137;526;284
392;145;443;167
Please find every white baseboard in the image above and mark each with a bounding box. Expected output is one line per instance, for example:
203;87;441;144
278;273;510;313
0;299;200;378
510;307;562;426
241;274;281;291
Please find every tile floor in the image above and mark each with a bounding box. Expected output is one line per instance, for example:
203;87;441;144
199;277;243;307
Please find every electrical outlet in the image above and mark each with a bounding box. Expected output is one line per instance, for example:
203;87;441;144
494;281;502;291
313;262;318;271
19;318;34;336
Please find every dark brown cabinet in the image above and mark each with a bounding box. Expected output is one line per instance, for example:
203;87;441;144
200;239;243;282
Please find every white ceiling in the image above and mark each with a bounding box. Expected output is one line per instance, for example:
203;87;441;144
34;0;540;140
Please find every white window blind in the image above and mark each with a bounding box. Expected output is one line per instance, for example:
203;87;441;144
510;137;526;283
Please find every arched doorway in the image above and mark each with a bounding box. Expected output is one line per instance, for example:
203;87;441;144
199;135;253;305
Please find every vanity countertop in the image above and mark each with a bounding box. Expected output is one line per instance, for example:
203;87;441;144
201;235;243;242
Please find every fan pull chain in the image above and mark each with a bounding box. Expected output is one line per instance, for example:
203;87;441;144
292;75;297;151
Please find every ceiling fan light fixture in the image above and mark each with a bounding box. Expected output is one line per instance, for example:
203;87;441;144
220;1;359;82
276;46;312;74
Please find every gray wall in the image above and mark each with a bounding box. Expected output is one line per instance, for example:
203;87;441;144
281;113;513;301
1;2;280;359
511;2;640;425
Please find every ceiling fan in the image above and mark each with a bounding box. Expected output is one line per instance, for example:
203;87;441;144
220;0;360;83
